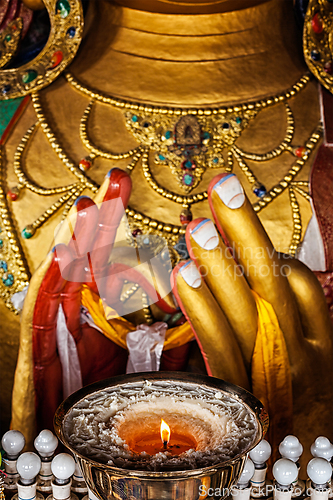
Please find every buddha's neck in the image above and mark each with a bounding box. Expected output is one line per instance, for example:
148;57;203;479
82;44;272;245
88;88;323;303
71;0;306;106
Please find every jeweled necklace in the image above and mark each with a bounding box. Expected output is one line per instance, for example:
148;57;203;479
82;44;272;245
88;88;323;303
0;72;323;309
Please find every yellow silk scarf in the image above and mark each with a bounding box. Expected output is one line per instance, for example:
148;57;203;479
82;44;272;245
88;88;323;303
81;285;195;350
251;291;293;459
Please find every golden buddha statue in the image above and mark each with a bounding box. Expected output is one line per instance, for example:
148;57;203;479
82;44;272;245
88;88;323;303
0;0;332;465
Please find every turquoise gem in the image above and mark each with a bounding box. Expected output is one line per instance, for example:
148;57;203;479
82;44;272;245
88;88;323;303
213;157;219;164
22;226;35;239
185;160;192;169
203;131;210;140
131;115;138;122
3;274;14;287
236;117;242;124
0;240;3;249
22;70;38;84
183;174;193;186
158;154;166;161
165;130;172;139
56;0;71;18
0;260;8;272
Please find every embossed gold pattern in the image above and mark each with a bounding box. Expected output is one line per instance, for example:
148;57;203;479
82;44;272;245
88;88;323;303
304;0;333;93
0;0;84;99
0;19;23;70
0;146;30;312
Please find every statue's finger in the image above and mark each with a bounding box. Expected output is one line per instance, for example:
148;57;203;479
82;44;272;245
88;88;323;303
32;244;73;431
90;168;132;278
283;256;333;344
33;244;72;366
171;260;249;389
186;217;257;370
61;197;99;339
208;173;304;363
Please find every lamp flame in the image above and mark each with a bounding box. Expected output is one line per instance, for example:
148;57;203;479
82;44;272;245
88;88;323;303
160;419;170;447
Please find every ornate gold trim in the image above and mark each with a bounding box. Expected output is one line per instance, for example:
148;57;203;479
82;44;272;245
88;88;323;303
0;0;84;100
304;0;333;93
65;72;311;115
0;146;30;312
0;18;23;69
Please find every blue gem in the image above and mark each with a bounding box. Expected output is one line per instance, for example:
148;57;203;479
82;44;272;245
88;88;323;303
236;117;242;124
203;131;210;140
165;131;172;139
311;50;321;61
253;184;267;198
222;123;230;129
158;154;166;161
0;260;8;272
131;115;138;122
2;85;11;95
3;274;14;287
185;160;193;169
213;157;219;164
67;27;76;38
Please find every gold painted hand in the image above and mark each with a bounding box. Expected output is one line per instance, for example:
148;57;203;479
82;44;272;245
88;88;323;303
172;173;333;460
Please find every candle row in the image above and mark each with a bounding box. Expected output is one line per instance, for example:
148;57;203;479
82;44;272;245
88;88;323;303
1;430;333;500
1;430;88;500
231;436;333;500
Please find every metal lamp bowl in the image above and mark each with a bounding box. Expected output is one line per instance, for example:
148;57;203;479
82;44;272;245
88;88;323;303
54;372;268;500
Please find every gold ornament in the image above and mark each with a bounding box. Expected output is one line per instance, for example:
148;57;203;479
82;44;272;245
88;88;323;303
68;71;311;194
0;146;30;313
0;19;23;69
0;0;84;99
304;0;333;93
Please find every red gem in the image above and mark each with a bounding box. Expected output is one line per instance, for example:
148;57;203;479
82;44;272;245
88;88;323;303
132;229;142;237
311;13;323;34
7;187;19;201
79;158;92;171
324;61;333;74
295;147;306;158
50;50;63;68
180;209;193;225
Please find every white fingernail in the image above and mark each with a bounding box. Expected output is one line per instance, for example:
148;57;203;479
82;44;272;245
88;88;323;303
191;219;219;250
180;261;201;289
214;174;245;209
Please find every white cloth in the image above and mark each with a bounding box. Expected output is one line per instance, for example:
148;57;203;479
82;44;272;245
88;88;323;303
56;304;83;398
11;285;29;313
126;322;168;373
298;208;326;272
